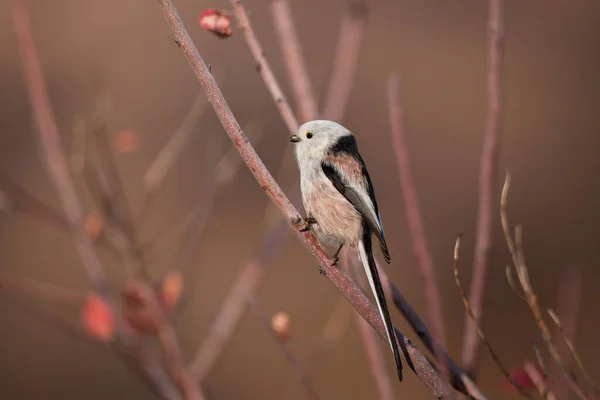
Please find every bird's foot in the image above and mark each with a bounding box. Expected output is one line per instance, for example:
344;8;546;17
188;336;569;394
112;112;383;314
292;216;317;232
329;243;344;266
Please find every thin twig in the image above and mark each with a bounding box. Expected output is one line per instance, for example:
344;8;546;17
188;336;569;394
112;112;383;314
322;0;368;121
454;233;533;399
387;74;448;380
524;361;556;400
461;0;505;377
278;298;353;400
248;297;320;400
155;2;455;397
11;1;184;397
229;0;298;132
376;261;486;400
501;172;592;400
0;271;84;305
548;309;597;395
270;0;318;122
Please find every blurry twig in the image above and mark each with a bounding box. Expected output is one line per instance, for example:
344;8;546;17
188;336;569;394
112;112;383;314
524;361;556;400
549;266;597;398
501;172;593;400
248;297;319;400
0;271;84;306
270;0;318;122
229;0;298;131
347;253;395;400
279;298;353;400
461;0;505;377
387;74;448;381
376;261;486;399
548;308;597;396
156;2;456;397
322;0;368;121
453;233;532;398
11;1;190;398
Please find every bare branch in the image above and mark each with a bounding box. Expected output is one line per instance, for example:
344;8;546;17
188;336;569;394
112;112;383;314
154;1;455;397
11;1;187;397
270;0;318;122
524;361;556;400
501;173;593;400
229;0;298;132
248;297;319;400
454;233;533;398
387;74;448;379
322;0;368;121
461;0;505;377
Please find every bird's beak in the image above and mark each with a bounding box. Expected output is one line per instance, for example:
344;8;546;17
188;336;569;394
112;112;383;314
290;134;300;143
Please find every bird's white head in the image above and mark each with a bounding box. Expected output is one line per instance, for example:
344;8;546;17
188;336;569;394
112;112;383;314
290;120;352;165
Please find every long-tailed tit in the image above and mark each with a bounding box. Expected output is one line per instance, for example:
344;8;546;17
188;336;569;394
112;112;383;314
290;120;402;381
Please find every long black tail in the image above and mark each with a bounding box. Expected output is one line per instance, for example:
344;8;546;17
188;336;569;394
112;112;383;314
358;233;403;382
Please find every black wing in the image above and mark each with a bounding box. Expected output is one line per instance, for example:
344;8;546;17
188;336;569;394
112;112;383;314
321;135;390;263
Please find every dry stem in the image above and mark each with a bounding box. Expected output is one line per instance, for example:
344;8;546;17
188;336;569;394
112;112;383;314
387;74;448;380
454;234;532;398
461;0;505;377
270;0;318;122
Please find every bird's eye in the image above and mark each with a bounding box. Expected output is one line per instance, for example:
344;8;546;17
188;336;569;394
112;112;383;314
306;132;313;139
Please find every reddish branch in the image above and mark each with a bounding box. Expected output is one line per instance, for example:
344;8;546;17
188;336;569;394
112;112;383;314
11;1;197;398
387;75;448;378
461;0;504;377
270;0;318;122
322;0;368;121
229;0;298;132
155;1;454;397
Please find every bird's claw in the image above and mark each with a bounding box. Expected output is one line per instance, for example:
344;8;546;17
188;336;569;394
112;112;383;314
318;266;326;275
330;256;340;267
292;216;317;232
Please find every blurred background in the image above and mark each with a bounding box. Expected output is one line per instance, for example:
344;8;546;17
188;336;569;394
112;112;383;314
1;0;599;398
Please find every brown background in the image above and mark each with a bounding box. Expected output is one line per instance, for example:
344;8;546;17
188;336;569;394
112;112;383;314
1;0;599;398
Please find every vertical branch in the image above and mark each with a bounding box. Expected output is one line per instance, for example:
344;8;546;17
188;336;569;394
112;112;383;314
461;0;504;377
386;74;448;378
11;2;189;398
229;0;298;132
270;0;318;122
11;0;108;294
322;0;368;121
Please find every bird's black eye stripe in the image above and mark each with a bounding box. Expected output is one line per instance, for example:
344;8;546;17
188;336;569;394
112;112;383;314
306;132;313;139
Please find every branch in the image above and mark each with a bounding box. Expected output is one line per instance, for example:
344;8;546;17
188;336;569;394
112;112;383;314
322;0;368;121
248;297;319;400
375;260;486;400
154;1;454;397
11;1;186;397
524;361;556;400
454;234;533;398
229;0;298;132
501;172;593;400
387;74;448;378
270;0;318;122
461;0;504;376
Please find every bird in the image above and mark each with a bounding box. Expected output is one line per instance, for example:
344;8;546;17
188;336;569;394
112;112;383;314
289;119;403;382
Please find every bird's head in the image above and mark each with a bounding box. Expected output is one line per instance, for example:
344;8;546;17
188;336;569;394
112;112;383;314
290;120;351;164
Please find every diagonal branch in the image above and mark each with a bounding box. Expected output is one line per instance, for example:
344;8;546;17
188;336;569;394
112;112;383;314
461;0;504;378
154;1;455;397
